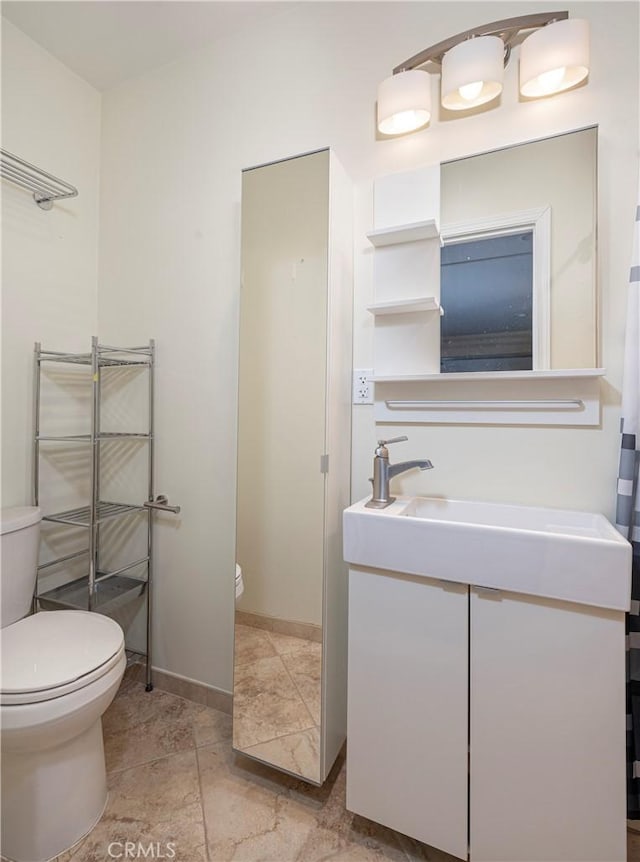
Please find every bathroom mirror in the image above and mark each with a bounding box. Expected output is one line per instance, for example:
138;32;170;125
440;126;597;372
234;149;352;785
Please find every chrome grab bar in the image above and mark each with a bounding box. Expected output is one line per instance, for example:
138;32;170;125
143;495;181;514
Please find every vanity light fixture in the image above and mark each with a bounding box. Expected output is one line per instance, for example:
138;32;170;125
377;11;589;135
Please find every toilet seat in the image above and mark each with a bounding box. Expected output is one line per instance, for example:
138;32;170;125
1;611;125;706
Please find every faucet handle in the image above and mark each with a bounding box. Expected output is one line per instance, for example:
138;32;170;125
374;435;408;459
377;436;408;447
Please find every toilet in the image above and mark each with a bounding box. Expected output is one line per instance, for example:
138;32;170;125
235;562;244;600
0;507;126;862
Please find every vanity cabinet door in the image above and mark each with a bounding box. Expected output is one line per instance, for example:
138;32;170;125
470;587;626;862
347;567;469;860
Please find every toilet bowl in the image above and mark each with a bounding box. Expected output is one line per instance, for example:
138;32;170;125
0;507;126;862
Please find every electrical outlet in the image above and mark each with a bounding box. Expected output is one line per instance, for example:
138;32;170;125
353;368;374;405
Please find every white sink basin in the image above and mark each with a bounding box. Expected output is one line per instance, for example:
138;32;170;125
343;496;631;611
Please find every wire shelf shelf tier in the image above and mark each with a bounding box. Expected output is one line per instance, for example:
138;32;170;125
38;345;152;367
37;433;152;442
38;574;147;614
42;502;146;527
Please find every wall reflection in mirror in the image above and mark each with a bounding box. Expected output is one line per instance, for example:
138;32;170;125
440;126;597;372
234;149;351;785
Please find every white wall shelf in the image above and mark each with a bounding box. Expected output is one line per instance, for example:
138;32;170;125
369;166;441;377
367;218;440;248
367;297;444;316
372;368;605;383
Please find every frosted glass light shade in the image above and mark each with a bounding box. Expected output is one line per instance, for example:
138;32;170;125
377;70;431;135
441;36;504;111
520;19;589;98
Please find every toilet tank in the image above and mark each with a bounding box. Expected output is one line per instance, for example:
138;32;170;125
1;507;41;628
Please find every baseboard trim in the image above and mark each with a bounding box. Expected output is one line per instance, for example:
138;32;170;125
125;663;232;714
235;610;322;643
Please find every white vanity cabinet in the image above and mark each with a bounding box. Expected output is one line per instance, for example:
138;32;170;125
347;567;627;862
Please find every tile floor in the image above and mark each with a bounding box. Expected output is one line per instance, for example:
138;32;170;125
233;624;322;783
48;673;640;862
54;672;458;862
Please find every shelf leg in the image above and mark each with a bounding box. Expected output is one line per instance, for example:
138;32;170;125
88;336;99;611
32;342;41;615
145;338;155;692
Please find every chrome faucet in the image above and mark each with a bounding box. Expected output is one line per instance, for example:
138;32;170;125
365;436;433;509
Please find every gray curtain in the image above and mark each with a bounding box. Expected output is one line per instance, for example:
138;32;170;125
618;198;640;818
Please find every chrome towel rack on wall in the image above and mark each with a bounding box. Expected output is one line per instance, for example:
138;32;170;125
385;399;585;410
0;148;78;210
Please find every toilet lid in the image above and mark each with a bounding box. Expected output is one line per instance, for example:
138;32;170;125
1;611;124;695
0;506;41;534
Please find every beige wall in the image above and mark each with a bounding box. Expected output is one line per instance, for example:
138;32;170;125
1;20;101;508
91;1;639;693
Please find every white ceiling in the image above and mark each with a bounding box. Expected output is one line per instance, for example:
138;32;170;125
1;1;293;91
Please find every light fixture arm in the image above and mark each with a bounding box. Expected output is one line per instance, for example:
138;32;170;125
393;10;568;74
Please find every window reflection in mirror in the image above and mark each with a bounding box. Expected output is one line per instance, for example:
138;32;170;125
441;232;533;373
